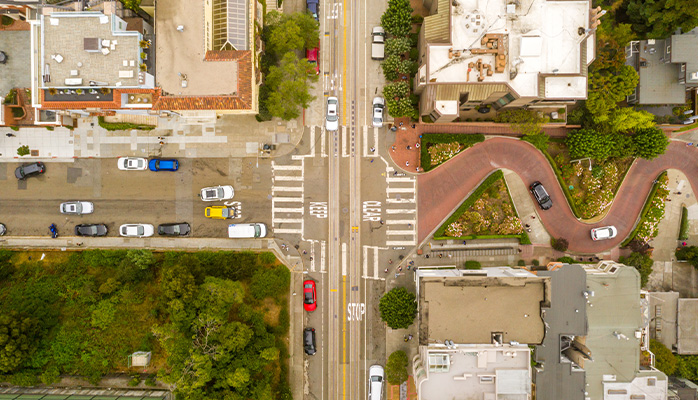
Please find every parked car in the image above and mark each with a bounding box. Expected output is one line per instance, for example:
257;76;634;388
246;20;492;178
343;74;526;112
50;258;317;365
148;158;179;172
306;47;319;75
200;185;235;201
303;279;317;312
371;26;385;60
304;327;317;355
119;223;154;237
75;224;108;237
60;201;94;215
591;226;617;241
0;224;6;236
14;162;45;180
326;97;339;131
117;157;148;171
306;0;319;21
529;181;553;210
228;223;267;238
205;206;237;219
369;365;384;400
157;222;190;236
372;97;385;128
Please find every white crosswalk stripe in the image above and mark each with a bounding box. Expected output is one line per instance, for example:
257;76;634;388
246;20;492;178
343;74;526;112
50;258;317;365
383;166;417;246
363;245;387;280
271;160;304;236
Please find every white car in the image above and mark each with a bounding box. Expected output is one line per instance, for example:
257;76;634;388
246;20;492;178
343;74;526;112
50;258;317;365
591;226;617;241
200;185;235;201
117;157;148;170
60;201;94;215
326;96;339;131
372;96;385;128
119;224;154;237
368;365;384;400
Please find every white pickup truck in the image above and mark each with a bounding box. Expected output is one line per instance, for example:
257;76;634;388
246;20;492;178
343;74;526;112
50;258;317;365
371;26;385;60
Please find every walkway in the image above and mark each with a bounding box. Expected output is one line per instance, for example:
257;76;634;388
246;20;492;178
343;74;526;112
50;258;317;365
417;138;698;254
416;122;576;137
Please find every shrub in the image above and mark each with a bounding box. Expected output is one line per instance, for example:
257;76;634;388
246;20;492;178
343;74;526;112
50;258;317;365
145;376;157;386
464;260;481;269
651;339;677;376
10;126;19;131
531;259;540;266
411;15;424;24
383;81;410;100
551;237;569;252
557;256;576;264
519;232;532;244
249;264;290;300
1;16;13;26
379;287;417;329
409;47;419;61
385;37;411;58
258;252;277;265
522;133;550;151
98;117;154;131
381;0;413;36
386;350;409;385
619;252;653;288
16;145;29;156
517;259;525;266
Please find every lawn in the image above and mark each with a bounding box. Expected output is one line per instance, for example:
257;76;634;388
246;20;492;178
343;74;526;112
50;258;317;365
434;170;527;242
420;133;485;171
547;141;633;220
0;249;291;399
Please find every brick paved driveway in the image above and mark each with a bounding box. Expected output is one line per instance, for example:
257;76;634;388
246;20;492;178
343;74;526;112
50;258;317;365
417;138;698;253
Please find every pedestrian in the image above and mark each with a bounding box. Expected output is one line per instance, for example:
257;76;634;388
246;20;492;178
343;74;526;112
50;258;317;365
408;223;412;228
407;145;411;150
425;254;430;259
678;192;683;195
666;198;672;201
415;143;420;148
76;242;83;247
389;259;393;264
462;240;467;245
385;268;389;273
682;242;687;246
408;334;413;340
398;266;402;272
406;161;410;167
412;124;416;129
526;228;532;233
395;273;399;278
448;254;452;259
438;253;443;258
416;167;420;172
407;265;411;270
370;147;375;153
391;146;396;152
525;224;530;228
380;219;384;225
399;122;404;127
302;250;307;255
531;216;536;219
159;140;164;146
5;133;14;137
309;256;314;261
370;159;374;163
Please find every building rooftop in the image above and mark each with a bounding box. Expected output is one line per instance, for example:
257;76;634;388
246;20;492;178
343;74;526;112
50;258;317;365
40;12;142;88
418;346;531;400
678;299;698;355
625;39;686;104
534;265;588;400
419;270;548;345
0;30;31;96
671;29;698;86
649;291;679;353
425;0;591;98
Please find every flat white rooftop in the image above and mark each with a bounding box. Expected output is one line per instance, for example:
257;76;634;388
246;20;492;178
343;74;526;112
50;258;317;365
427;0;590;98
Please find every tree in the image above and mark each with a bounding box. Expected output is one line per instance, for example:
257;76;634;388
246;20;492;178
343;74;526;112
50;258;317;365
379;287;417;329
381;55;401;81
249;265;290;300
565;129;615;161
127;249;155;270
632;127;669;160
121;0;141;11
265;12;319;56
494;109;545;136
619;252;653;288
676;246;698;268
386;97;417;119
551;237;569;252
385;37;411;58
264;53;318;120
586;65;639;124
381;0;412;37
0;311;39;374
383;81;409;100
608;108;655;133
625;0;698;39
651;339;677;376
386;350;409;385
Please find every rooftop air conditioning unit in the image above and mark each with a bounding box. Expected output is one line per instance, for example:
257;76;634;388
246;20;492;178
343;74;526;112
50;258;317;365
507;3;516;14
690;71;698;81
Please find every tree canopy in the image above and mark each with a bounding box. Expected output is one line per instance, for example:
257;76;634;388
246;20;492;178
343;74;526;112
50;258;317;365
379;287;417;329
0;312;39;374
619;252;653;288
386;350;409;385
381;0;413;37
651;339;677;376
264;53;318;120
625;0;698;38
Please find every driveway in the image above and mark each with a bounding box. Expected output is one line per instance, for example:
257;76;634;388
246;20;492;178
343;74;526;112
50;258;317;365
417;138;698;253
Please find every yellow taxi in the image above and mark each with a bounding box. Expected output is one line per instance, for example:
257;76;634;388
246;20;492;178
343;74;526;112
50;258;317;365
205;206;237;219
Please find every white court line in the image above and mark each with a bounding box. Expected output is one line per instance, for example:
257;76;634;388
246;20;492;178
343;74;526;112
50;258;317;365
272;186;303;192
385;219;415;224
274;228;303;234
273;207;304;213
272;218;304;223
386;209;416;214
274;175;304;181
386;230;415;235
387;198;416;204
386;187;415;194
272;164;303;171
386;240;417;246
342;242;347;276
321;240;326;273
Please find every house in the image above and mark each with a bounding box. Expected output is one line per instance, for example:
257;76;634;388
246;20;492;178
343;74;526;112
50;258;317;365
626;29;698;105
648;292;698;356
153;0;263;123
412;267;550;400
415;0;600;122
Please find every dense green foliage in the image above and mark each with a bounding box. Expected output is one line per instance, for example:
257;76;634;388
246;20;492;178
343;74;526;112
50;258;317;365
676;246;698;269
379;287;417;329
383;82;410;100
624;0;698;39
622;172;669;245
419;133;485;171
97;117;155;132
380;0;412;37
0;250;291;399
386;350;409;385
494;109;545;136
551;238;569;252
651;339;678;376
385;37;412;58
522;133;550;152
619;252;653;288
565;127;668;161
463;261;481;270
264;53;319;120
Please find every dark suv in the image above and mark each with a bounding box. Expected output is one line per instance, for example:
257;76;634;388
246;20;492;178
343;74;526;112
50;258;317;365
529;181;553;210
304;327;316;355
15;162;45;180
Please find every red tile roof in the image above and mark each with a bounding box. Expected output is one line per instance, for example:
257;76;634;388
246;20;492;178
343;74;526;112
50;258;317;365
39;88;161;110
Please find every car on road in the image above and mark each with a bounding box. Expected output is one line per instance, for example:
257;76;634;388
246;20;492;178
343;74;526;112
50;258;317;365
205;206;237;219
228;223;267;238
0;224;6;236
200;185;235;201
306;0;319;21
303;279;317;312
75;224;108;237
306;46;319;75
157;222;190;236
372;96;385;128
326;97;339;131
148;158;179;172
369;365;384;400
529;181;553;210
117;157;148;171
304;327;316;355
591;226;617;241
14;162;45;180
60;201;94;215
119;223;154;237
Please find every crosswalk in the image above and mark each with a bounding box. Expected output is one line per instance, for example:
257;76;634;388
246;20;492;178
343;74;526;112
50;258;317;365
271;159;305;235
306;239;327;273
384;166;417;247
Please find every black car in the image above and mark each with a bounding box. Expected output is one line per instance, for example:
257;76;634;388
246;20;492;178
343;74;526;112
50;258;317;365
304;327;316;355
75;224;108;237
15;162;45;180
529;181;553;210
158;222;191;236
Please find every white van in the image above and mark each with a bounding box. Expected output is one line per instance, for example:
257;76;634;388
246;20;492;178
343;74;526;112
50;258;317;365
228;223;267;238
368;365;384;400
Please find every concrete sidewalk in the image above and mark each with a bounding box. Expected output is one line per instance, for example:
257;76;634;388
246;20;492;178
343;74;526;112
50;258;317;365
0;235;273;250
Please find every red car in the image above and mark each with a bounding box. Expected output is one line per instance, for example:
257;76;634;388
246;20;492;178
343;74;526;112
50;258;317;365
306;47;319;75
303;279;317;311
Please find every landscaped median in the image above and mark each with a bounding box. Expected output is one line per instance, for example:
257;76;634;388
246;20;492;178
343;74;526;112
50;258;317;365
433;170;531;244
420;133;485;172
621;172;670;247
98;116;155;131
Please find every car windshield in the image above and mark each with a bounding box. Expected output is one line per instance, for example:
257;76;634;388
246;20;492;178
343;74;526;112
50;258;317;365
217;188;225;198
204;189;217;199
172;225;180;233
254;225;261;237
371;375;382;382
304;291;314;303
137;226;144;235
65;203;77;212
87;226;97;234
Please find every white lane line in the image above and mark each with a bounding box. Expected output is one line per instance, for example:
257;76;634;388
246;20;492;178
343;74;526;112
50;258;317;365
321;240;326;273
342;242;347;276
309;240;316;272
387;198;416;204
274;228;303;234
386;240;417;246
385;219;415;224
385;209;416;214
362;126;367;157
363;246;368;278
272;186;303;192
321;127;327;157
272;218;304;223
272;197;304;203
309;128;316;158
273;207;304;214
386;230;415;235
342;126;348;158
274;175;304;181
386;177;415;183
386;187;415;194
272;164;303;171
373;247;379;279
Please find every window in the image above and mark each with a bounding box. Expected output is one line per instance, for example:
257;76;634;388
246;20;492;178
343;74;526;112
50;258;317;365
493;93;515;109
647;378;656;386
607;389;627;395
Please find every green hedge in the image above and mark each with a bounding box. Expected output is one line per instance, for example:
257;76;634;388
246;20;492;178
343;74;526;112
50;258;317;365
98;116;155;131
680;206;689;241
621;171;667;247
420;133;485;171
464;260;481;269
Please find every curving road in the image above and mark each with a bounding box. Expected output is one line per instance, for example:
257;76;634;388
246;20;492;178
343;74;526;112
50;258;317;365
417;138;698;253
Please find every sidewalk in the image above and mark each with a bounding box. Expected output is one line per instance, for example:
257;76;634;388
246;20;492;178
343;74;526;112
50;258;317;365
0;236;272;250
389;117;421;173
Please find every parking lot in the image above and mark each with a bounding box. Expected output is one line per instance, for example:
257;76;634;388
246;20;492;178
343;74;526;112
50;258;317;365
0;157;272;238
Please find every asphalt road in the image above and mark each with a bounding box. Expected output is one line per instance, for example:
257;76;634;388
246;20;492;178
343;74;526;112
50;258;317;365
0;158;272;237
